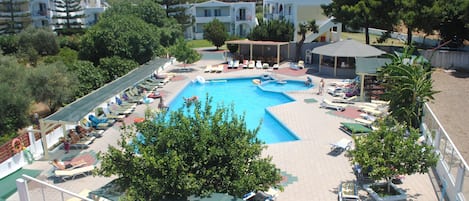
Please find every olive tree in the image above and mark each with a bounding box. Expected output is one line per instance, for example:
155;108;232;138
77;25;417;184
96;96;282;200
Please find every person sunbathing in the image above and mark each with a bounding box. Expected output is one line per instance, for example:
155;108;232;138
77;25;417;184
52;159;87;170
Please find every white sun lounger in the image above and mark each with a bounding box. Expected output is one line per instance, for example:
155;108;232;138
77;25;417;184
320;99;347;111
55;165;95;181
332;96;357;104
330;138;352;153
204;65;213;73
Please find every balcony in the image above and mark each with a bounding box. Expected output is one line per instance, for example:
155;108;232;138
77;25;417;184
195;15;231;23
236;15;252;21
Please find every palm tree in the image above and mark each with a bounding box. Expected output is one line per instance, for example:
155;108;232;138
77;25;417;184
296;20;318;61
378;46;439;129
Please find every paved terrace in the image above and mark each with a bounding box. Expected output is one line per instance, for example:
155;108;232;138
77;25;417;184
7;58;439;201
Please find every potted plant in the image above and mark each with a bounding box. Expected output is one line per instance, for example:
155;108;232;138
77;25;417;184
349;117;438;201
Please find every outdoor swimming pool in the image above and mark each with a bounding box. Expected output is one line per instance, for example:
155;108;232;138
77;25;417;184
168;77;312;144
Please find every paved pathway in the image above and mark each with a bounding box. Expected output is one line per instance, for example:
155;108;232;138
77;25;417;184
7;58;439;201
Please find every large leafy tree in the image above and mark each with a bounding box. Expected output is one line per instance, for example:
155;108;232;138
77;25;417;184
296;20;318;60
0;55;32;136
52;0;85;35
322;0;397;44
97;96;282;200
433;0;469;47
378;46;439;129
350;117;437;192
17;27;59;65
102;0;182;48
98;56;138;83
68;60;106;98
79;15;161;65
203;19;228;50
170;38;201;68
27;62;78;112
248;19;294;42
396;0;436;45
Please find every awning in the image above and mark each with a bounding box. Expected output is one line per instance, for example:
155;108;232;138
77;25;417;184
312;39;385;57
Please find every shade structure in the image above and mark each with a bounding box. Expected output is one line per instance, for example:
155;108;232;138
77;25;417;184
312;39;386;77
312;39;385;57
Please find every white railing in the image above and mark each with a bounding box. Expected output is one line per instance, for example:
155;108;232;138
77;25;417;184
16;174;92;201
422;103;468;201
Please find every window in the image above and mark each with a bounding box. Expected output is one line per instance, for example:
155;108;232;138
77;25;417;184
204;9;211;17
239;8;246;20
214;9;221;16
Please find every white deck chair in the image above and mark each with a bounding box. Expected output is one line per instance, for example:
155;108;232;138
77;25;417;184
204;65;212;73
55;165;95;181
233;60;240;69
320;99;347;111
332;96;357;104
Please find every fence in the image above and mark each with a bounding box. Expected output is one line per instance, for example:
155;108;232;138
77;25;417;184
420;50;469;70
422;103;468;201
16;174;92;201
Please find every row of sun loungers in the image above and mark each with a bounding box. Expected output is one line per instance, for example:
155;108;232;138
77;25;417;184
204;64;224;73
226;60;280;70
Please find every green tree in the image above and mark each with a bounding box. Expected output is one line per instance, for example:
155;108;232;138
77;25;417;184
0;34;19;55
17;27;59;56
396;0;436;45
378;46;439;129
157;0;195;27
296;20;318;61
350;117;437;192
0;55;32;136
27;62;77;112
68;60;106;98
433;0;469;47
203;19;228;50
44;47;78;66
170;38;201;68
322;0;397;44
102;0;182;48
226;36;240;54
52;0;85;35
248;19;294;42
98;56;138;83
79;15;161;65
97;96;282;200
0;0;31;34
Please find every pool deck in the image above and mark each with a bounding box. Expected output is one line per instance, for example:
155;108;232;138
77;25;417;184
6;58;440;201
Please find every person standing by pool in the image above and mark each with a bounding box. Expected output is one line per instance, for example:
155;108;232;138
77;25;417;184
317;79;325;95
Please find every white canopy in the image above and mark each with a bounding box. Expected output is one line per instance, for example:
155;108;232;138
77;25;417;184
312;39;385;57
312;39;386;77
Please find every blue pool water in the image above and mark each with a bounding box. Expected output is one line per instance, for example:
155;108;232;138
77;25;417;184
260;80;312;92
167;78;311;144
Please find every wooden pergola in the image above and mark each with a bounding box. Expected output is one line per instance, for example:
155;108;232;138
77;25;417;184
225;39;290;65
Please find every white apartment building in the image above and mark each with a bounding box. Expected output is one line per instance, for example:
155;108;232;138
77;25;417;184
263;0;341;42
31;0;107;30
184;0;257;40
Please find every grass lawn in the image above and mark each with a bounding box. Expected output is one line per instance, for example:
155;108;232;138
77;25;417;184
188;40;229;50
341;32;405;47
187;40;214;48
